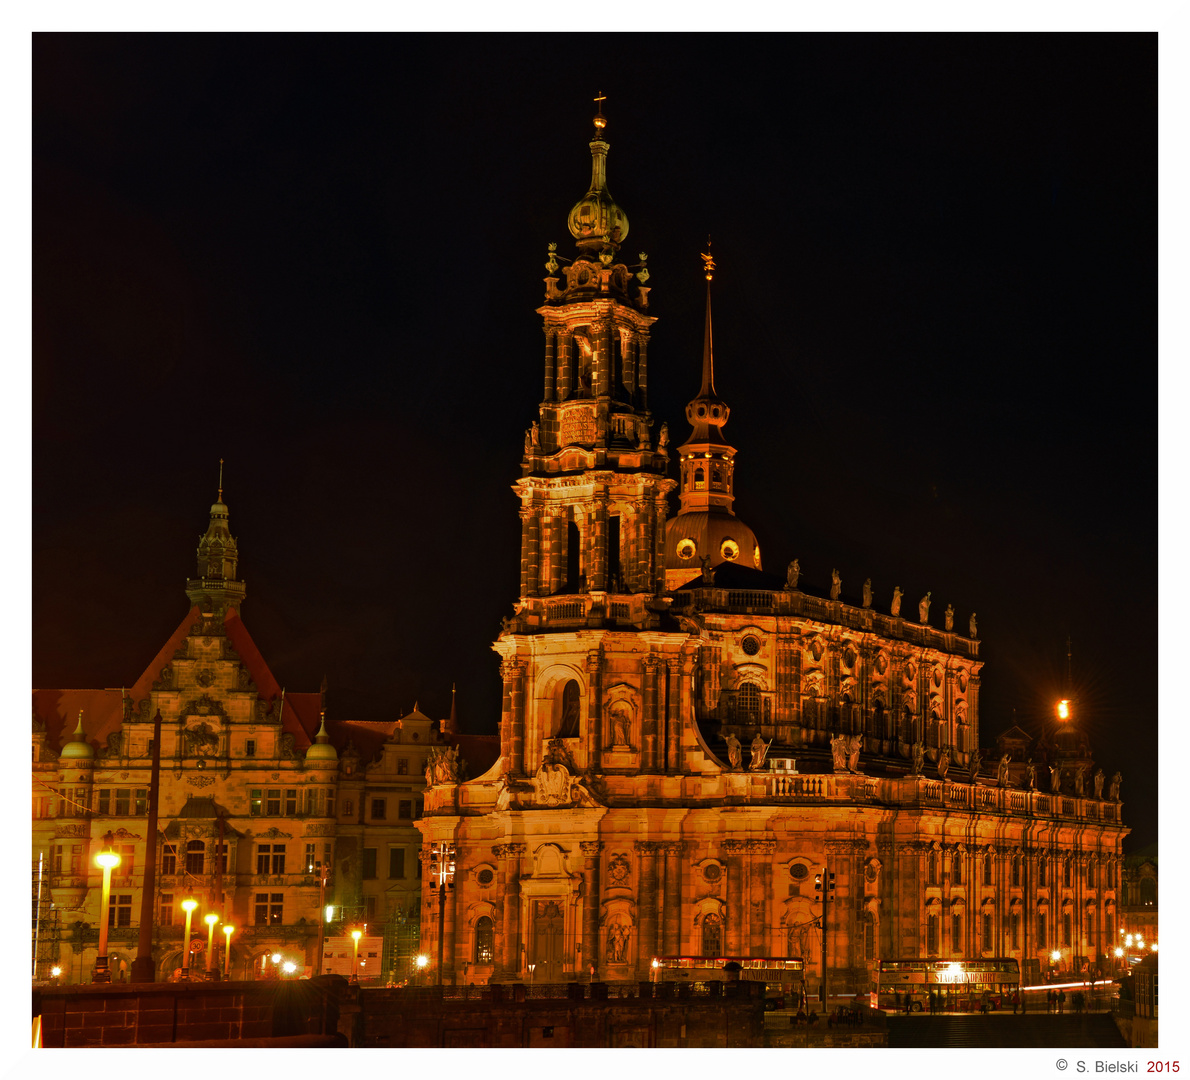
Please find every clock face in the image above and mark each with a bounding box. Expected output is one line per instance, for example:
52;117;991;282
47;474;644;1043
677;538;697;560
720;538;740;562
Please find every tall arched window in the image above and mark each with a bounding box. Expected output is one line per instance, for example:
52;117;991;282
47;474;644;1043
701;912;722;956
738;683;761;724
475;916;494;964
927;852;938;886
185;840;205;875
694;467;705;491
952;852;963;884
558;680;581;738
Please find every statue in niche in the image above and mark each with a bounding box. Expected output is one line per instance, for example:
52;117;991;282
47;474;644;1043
609;702;632;747
968;748;982;782
831;733;848;772
530;421;540;449
1049;764;1062;793
847;734;862;774
786;559;801;589
524;428;532;455
944;604;955;631
607;920;630;964
830;569;842;600
1093;768;1105;799
919;592;932;624
891;586;903;617
749;734;770;771
911;741;925;776
425;745;460;787
725;733;742;770
969;612;978;638
1109;771;1122;801
996;754;1011;787
937;745;950;780
1025;759;1036;790
700;557;714;584
658;422;669;450
862;579;872;608
1074;765;1087;797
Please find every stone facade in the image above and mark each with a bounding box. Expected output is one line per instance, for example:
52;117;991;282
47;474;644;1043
416;109;1130;998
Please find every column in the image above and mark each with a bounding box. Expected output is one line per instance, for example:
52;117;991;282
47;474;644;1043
589;503;607;591
518;509;532;598
666;660;681;773
526;511;542;597
557;332;573;401
754;844;775;956
580;841;602;979
585;650;602;768
725;843;744;955
547;512;564;595
543;329;556;402
593;318;611;398
496;844;525;977
638;333;649;410
653;496;666;594
445;866;458;984
635;841;660;975
661;842;683;955
499;660;516;768
624;335;637;398
509;659;527;777
642;656;659;772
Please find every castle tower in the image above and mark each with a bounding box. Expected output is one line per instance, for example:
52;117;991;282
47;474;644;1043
663;250;762;588
511;101;677;623
184;460;246;615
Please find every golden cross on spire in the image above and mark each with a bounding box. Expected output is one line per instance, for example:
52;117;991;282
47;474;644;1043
593;91;607;134
701;236;716;282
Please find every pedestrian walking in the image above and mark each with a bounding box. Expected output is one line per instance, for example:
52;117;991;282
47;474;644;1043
1058;989;1066;1014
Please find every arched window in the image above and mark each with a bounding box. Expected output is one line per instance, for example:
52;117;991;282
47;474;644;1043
694;468;705;491
701;912;722;956
1063;859;1072;887
475;916;494;964
983;853;993;886
927;912;939;955
1012;856;1021;887
1140;878;1156;906
927;852;938;887
951;909;963;955
711;468;722;487
558;680;581;738
738;683;761;724
952;852;963;884
185;840;205;875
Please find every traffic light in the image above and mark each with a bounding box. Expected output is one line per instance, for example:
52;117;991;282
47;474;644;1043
814;870;836;901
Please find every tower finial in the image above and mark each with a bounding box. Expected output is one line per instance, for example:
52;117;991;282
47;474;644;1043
217;458;224;503
699;241;716;396
593;90;607;133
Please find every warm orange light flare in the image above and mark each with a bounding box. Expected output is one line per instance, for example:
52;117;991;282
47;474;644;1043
1057;699;1070;720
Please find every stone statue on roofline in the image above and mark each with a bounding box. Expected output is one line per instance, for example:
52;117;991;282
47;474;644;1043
724;733;742;770
1093;768;1105;799
1109;771;1122;801
786;559;800;590
847;734;862;774
968;748;982;782
830;569;841;600
891;586;903;617
1049;763;1062;793
1025;759;1036;790
862;579;872;608
937;745;950;780
945;604;954;631
996;753;1010;787
969;612;978;638
919;592;932;624
749;734;770;771
1074;765;1087;797
831;733;848;772
910;740;925;776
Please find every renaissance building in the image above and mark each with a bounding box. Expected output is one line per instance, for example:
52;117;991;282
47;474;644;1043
416;108;1129;998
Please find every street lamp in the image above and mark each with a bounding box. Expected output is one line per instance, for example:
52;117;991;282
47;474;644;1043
204;913;219;980
428;841;457;986
351;929;362;983
223;925;235;979
93;833;122;983
180;898;198;980
415;953;429;985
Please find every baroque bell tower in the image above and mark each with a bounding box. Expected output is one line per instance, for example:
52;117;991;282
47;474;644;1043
510;100;676;630
184;459;246;616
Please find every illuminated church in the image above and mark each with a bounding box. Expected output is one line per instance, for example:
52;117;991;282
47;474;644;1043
416;106;1129;997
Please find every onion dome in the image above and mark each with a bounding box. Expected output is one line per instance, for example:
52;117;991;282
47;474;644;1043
60;711;94;760
567;100;629;254
305;711;338;764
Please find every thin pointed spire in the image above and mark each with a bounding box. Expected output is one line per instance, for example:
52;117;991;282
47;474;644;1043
699;239;716;397
448;683;458;733
217;458;224;503
73;710;86;739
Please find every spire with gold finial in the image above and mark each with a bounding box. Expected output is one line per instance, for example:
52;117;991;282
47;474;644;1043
185;461;246;614
567;92;629;255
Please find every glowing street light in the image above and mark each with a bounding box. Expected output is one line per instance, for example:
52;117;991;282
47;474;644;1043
50;966;61;981
180;898;198;980
351;929;362;983
204;913;219;979
1114;947;1124;958
528;962;536;985
223;924;235;979
1057;700;1070;721
282;960;297;975
93;833;122;983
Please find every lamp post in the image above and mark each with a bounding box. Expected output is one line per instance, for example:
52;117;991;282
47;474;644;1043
351;929;362;983
428;841;457;986
415;953;429;985
528;963;536;985
223;925;234;979
204;913;219;980
93;832;122;983
180;898;198;980
315;861;330;978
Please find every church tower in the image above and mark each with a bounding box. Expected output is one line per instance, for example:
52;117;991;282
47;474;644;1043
184;460;246;615
663;250;762;588
510;101;676;627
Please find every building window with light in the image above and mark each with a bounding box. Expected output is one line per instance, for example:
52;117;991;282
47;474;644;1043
254;893;283;926
250;790;262;816
108;894;133;928
116;844;135;882
738;683;761;724
305;843;317;873
701;913;722;956
476;916;494;963
161;844;177;876
159;893;174;926
694;467;705;490
186;841;205;875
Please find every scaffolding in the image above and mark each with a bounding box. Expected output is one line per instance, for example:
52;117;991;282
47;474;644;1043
31;858;61;980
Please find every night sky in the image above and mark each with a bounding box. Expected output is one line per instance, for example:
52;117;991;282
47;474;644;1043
32;35;1156;848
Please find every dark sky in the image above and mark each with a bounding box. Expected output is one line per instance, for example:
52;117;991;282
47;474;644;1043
32;34;1156;848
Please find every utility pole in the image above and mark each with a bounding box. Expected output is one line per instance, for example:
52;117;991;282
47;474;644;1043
815;865;835;1012
131;710;164;982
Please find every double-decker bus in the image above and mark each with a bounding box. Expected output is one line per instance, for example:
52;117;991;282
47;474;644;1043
652;956;807;1007
874;958;1021;1012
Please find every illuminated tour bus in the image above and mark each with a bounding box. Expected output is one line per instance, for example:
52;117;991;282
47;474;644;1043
875;959;1021;1011
652;956;806;1000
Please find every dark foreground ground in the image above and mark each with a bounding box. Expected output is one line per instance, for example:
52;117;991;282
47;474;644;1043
886;1012;1127;1048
